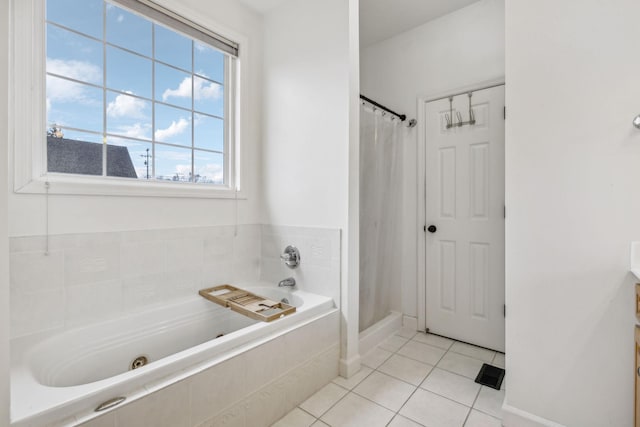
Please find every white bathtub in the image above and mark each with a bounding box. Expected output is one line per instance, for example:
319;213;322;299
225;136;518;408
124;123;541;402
10;283;335;426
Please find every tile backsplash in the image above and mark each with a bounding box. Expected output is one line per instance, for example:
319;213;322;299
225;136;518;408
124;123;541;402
10;224;340;339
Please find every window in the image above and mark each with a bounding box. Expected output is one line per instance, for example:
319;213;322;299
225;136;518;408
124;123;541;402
12;0;243;197
45;0;237;186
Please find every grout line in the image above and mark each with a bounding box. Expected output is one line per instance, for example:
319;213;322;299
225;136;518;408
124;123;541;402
346;389;407;418
448;348;496;363
361;348;395;370
381;336;449;426
286;333;505;427
395;334;503;425
295;406;317;420
432;364;479;381
412;332;455;351
416;385;477;410
428;332;500;353
308;385;357;422
379;336;410;353
419;367;481;394
331;366;375;391
471;397;505;421
350;380;416;413
373;366;427;392
462;384;484;426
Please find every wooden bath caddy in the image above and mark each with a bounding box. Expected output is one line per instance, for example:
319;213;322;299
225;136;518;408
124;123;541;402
198;284;296;322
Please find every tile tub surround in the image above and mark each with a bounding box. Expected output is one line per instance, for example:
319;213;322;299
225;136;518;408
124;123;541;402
261;225;341;308
274;331;505;427
10;224;341;338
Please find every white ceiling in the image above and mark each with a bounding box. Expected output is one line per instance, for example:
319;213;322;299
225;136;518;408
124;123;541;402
360;0;481;47
238;0;481;47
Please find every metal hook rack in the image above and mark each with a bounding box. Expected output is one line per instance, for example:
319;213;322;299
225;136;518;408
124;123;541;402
445;92;476;129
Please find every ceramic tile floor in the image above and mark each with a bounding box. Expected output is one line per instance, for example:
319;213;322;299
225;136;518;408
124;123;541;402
272;328;505;427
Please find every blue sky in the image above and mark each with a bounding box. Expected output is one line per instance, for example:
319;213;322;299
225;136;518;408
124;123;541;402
46;0;226;183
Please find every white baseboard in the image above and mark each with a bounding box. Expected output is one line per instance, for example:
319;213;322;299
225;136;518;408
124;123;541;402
359;311;403;355
502;402;566;427
339;354;361;379
402;315;418;331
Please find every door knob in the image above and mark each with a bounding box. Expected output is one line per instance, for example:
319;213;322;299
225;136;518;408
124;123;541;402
427;225;437;233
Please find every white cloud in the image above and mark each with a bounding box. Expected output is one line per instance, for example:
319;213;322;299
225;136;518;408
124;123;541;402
119;123;151;140
162;77;222;102
47;58;101;86
158;150;191;161
175;164;191;176
107;92;147;118
195;163;223;183
162;78;191;101
155;118;189;141
117;14;124;23
195;78;222;101
158;163;223;183
46;58;102;105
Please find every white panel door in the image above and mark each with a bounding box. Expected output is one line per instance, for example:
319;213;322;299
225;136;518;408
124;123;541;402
425;85;505;352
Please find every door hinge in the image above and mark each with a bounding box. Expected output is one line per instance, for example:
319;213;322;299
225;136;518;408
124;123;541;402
504;205;506;219
503;106;506;119
504;304;506;317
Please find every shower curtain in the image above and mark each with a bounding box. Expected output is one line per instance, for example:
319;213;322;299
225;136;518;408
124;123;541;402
359;103;404;332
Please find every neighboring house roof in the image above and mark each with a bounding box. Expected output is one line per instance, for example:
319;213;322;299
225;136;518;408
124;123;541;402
47;136;138;178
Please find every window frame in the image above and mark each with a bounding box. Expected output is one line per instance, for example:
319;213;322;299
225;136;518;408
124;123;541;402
11;0;245;199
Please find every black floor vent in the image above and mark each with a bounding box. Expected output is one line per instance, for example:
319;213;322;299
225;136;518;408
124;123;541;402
474;363;505;390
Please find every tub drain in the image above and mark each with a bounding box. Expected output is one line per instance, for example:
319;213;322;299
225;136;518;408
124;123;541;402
130;355;148;370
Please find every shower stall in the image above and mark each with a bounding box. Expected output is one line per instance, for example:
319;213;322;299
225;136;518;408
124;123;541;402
359;96;408;333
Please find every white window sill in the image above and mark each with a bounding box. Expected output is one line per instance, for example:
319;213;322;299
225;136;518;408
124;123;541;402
15;174;244;199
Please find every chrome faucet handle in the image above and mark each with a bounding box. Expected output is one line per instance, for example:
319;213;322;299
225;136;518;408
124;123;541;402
280;245;300;269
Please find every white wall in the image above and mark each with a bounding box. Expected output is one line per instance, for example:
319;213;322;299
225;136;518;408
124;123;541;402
8;0;264;237
504;1;640;426
0;0;10;423
261;0;357;373
261;0;349;229
360;0;505;317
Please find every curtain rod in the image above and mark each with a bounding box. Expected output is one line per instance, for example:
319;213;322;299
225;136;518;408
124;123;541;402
360;94;406;121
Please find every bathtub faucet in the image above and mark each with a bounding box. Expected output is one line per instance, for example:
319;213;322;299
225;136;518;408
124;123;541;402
278;277;296;288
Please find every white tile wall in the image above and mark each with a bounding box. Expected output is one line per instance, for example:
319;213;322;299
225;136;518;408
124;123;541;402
189;356;246;426
10;250;64;292
9;224;336;338
9;225;267;338
261;225;341;308
115;380;191;427
65;243;121;287
120;241;165;279
65;280;123;327
10;287;65;338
